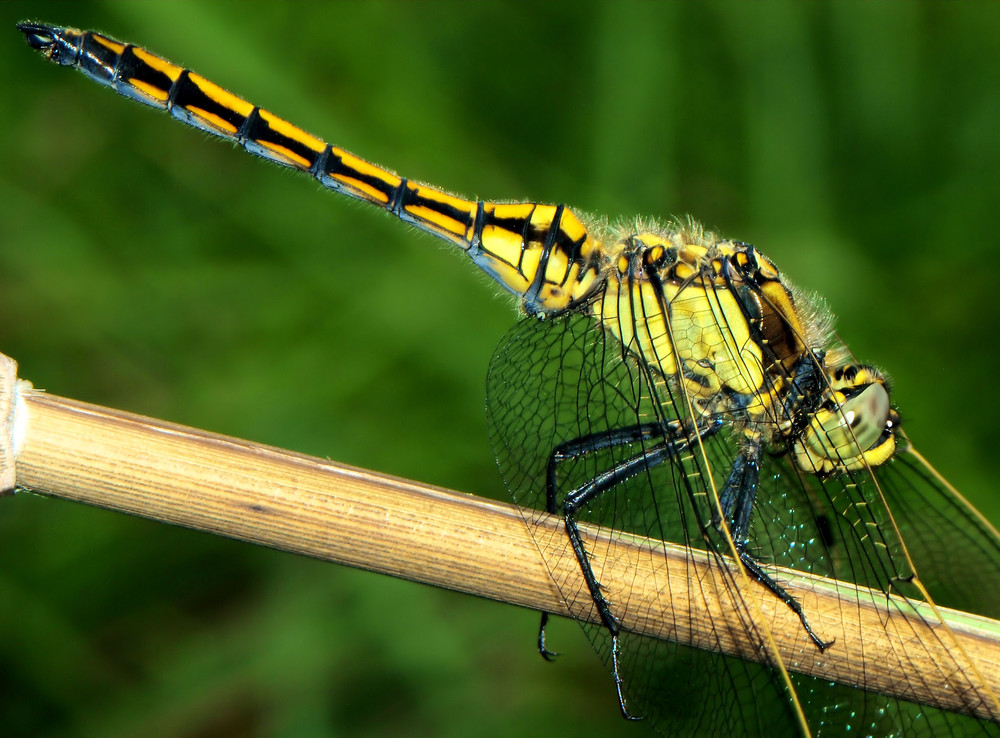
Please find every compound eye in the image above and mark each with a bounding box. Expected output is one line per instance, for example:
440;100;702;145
837;382;890;452
803;382;892;470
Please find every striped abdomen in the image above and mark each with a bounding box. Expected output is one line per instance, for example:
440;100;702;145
18;22;606;316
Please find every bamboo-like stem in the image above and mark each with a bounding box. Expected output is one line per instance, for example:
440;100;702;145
0;353;997;722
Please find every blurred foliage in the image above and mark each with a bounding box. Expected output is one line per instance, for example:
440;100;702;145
0;1;998;736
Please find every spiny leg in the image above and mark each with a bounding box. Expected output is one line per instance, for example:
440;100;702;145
535;422;679;660
545;422;675;515
715;440;833;651
546;420;723;719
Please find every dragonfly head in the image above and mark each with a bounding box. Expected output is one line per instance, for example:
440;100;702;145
794;364;898;475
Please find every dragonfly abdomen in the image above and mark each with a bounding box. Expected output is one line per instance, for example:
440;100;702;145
19;22;607;317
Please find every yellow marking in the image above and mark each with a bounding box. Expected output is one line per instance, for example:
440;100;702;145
537;284;568;309
760;281;803;337
405;204;465;238
489;203;535;221
185;106;239;135
333;149;402;190
531;205;558;229
252;139;312;168
325;150;401;203
129;79;169;103
544;242;569;279
598;275;763;400
579;235;602;261
405;185;475;238
258;110;325;153
93;34;126;55
674;262;697;281
757;252;781;280
519;244;544;282
635;233;664;250
480;225;527;268
187;72;255;116
560;210;589;243
133;48;183;82
602;280;678;378
569;266;601;303
411;185;476;214
330;174;391;204
480;226;537;294
672;287;763;397
679;242;708;263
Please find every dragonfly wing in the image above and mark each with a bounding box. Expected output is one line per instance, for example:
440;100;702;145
486;310;807;735
754;449;1000;736
487;309;1000;736
876;446;1000;618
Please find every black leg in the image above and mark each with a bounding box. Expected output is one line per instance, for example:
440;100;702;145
553;418;725;719
536;420;686;659
537;612;558;661
561;438;693;634
535;420;692;663
546;421;670;514
715;440;833;651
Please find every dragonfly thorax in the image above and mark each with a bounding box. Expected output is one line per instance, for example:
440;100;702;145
595;227;807;404
592;223;898;477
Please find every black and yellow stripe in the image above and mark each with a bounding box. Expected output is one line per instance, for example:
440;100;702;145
17;22;606;316
16;21;900;477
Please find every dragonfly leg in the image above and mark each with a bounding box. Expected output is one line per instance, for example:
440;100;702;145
536;612;558;661
534;421;688;659
536;420;724;652
611;634;642;721
545;421;673;515
716;440;834;651
560;424;724;719
538;420;724;717
560;439;689;633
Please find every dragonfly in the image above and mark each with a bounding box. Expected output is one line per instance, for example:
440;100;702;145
18;21;1000;737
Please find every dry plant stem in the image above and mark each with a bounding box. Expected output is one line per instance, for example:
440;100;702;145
2;358;998;721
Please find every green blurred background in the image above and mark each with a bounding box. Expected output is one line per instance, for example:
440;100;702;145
1;2;998;736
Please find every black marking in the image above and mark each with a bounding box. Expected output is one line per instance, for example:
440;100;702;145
467;200;487;254
518;205;538;276
166;68;189;112
310;143;331;178
236;105;260;143
323;150;395;199
475;210;528;269
388;177;410;216
552;225;590;288
523;204;565;306
411;191;476;233
173;74;248;134
81;34;120;84
485;211;545;265
242;109;322;168
117;46;173;100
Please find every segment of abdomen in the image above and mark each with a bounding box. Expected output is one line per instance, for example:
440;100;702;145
53;26;606;316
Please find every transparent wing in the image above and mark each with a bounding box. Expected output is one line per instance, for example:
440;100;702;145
754;446;1000;736
878;445;1000;618
486;306;1000;737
